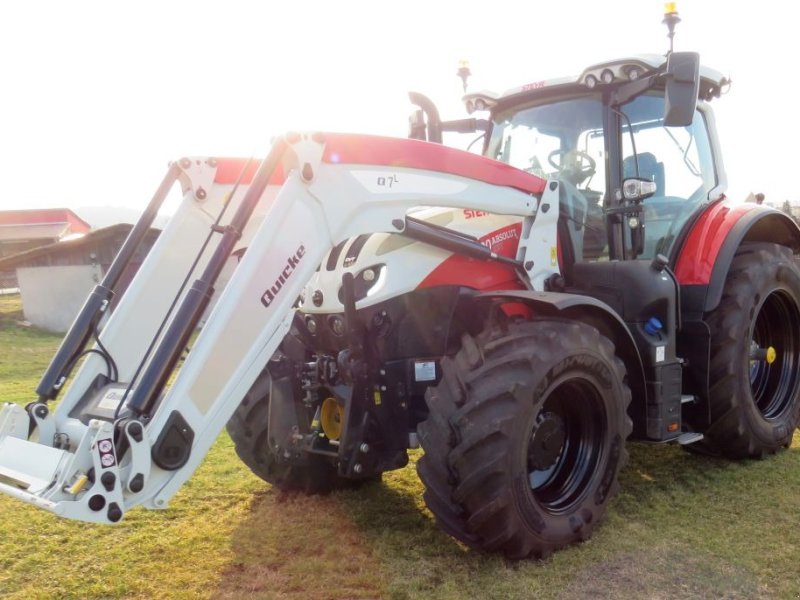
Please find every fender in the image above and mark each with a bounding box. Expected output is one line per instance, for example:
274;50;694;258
474;289;647;435
674;201;800;315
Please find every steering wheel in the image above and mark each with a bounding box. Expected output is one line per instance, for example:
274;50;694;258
548;149;596;185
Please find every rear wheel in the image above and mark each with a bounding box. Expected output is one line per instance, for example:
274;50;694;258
702;243;800;458
226;370;361;494
417;319;631;559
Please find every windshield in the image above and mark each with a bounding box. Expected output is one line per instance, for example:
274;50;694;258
486;96;605;187
486;92;716;262
486;96;609;261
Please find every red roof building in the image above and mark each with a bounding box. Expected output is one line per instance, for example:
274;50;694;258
0;208;91;258
0;223;160;331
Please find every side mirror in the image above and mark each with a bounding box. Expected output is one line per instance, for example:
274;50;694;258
664;52;700;127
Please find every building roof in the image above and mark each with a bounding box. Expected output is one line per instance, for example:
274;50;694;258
0;208;91;244
0;222;71;242
0;208;91;229
0;223;159;271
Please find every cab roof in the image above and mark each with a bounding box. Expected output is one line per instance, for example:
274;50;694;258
462;54;729;114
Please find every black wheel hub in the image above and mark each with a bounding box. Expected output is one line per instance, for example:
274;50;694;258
526;378;607;515
528;412;566;470
749;290;800;419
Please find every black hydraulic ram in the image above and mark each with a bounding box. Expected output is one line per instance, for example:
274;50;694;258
125;138;288;418
393;215;524;268
36;163;182;401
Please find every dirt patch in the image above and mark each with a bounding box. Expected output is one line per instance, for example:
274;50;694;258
559;544;771;600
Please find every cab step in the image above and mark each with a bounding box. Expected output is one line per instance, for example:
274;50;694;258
675;431;704;445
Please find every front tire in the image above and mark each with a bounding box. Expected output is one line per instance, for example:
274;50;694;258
417;319;632;559
702;243;800;458
226;370;355;494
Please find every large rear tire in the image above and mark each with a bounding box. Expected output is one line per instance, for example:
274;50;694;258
226;370;357;494
701;243;800;458
417;319;632;559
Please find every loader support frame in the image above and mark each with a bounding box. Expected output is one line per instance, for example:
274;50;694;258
0;132;541;523
126;140;288;418
36;163;182;402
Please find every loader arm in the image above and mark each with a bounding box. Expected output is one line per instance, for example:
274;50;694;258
0;132;543;523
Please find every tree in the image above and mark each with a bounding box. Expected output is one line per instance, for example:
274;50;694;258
781;200;799;225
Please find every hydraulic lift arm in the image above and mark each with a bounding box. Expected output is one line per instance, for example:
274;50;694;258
0;132;540;523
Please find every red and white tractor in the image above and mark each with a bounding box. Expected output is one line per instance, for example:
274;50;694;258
1;6;798;559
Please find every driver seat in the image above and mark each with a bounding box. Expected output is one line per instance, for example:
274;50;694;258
623;152;664;195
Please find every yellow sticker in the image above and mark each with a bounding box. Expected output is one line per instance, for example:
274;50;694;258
550;246;558;266
373;390;382;405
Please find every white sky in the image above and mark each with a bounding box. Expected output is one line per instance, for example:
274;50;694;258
0;0;793;213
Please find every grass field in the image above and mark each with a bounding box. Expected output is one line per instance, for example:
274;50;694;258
1;292;800;599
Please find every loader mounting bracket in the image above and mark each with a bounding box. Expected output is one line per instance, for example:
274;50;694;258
151;411;194;470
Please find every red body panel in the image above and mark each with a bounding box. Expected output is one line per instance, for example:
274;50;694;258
216;134;546;195
321;133;546;195
214;158;286;185
419;223;524;291
674;200;756;285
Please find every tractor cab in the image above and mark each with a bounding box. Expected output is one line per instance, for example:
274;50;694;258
474;53;729;270
451;52;732;442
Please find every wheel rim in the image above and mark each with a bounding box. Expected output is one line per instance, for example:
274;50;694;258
527;377;607;515
749;289;800;419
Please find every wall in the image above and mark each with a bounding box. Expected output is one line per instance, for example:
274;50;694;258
17;264;101;332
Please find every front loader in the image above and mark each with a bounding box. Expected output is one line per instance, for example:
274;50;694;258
2;6;800;559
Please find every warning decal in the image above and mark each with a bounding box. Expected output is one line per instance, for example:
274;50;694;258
97;438;116;468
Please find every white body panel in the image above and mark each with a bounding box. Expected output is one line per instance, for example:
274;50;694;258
303;205;525;313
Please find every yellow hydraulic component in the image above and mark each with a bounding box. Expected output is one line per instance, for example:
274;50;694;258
67;475;89;495
320;397;344;441
766;346;777;365
664;2;678;16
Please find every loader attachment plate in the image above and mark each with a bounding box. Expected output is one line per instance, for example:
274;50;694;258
0;436;68;493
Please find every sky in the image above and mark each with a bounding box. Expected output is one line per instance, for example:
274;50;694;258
0;0;793;216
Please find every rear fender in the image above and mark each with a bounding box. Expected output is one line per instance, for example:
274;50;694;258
675;202;800;315
673;203;800;430
474;290;647;434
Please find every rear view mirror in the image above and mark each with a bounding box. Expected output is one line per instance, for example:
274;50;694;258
664;52;700;126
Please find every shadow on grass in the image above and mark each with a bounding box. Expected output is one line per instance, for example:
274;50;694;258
213;486;389;599
214;440;796;599
619;437;800;510
212;466;489;600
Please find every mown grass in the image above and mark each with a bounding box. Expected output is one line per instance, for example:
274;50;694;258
1;292;800;599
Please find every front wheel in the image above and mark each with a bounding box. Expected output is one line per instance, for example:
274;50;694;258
226;370;361;494
417;319;632;559
702;243;800;458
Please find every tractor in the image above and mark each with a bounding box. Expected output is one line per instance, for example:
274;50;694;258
1;5;798;560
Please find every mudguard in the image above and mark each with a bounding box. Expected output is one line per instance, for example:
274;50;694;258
675;201;800;316
474;289;648;433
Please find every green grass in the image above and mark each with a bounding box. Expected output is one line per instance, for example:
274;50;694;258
1;292;800;598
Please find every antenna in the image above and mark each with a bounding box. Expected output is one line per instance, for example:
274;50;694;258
662;2;681;54
456;60;471;93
